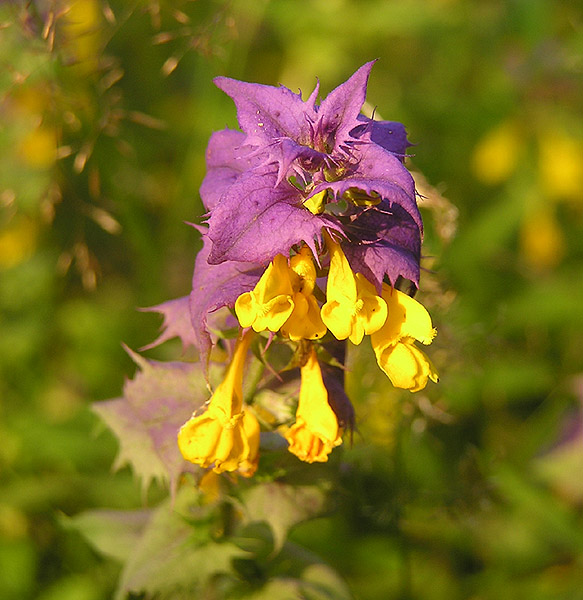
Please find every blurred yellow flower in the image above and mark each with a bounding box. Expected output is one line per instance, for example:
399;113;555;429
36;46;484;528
520;206;566;271
472;120;522;185
178;331;260;476
0;217;38;269
538;130;583;203
18;125;57;169
370;287;438;392
284;347;342;463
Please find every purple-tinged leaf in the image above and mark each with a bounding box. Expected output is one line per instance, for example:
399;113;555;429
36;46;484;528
273;137;328;185
315;61;375;154
93;348;205;496
342;202;421;289
189;230;262;367
206;166;342;265
351;116;410;160
200;128;262;211
115;487;247;600
140;296;197;353
214;76;317;148
63;508;152;563
314;143;422;231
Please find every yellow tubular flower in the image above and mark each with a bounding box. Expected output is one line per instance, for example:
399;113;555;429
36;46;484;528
370;286;438;392
178;331;260;476
284;347;343;463
280;247;327;341
320;234;387;344
235;254;295;332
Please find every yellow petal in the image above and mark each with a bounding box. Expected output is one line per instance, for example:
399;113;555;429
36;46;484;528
355;273;388;336
303;190;327;215
238;410;261;477
321;236;360;340
250;295;295;332
371;286;435;353
538;129;583;201
285;420;340;463
375;341;439;392
284;348;342;463
235;254;295;332
178;414;223;467
234;292;256;329
281;292;327;341
321;242;387;344
289;247;318;295
471;120;522;185
323;234;357;305
321;300;354;341
520;207;566;271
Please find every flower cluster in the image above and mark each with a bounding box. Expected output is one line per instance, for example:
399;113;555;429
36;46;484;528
155;62;438;477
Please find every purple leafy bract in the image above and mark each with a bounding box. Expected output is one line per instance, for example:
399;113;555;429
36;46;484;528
341;201;421;290
206;166;342;265
189;229;262;367
200;128;263;212
140;296;197;354
204;61;422;291
351;115;410;160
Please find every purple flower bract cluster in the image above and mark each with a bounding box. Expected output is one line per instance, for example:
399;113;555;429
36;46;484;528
158;62;425;366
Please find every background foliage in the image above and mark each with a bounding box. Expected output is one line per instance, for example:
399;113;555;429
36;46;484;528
1;0;583;598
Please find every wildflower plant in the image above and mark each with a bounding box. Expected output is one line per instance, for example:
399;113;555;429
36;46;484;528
146;61;438;475
88;62;440;598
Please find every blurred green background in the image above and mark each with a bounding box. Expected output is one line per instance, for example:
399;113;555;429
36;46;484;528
1;0;583;598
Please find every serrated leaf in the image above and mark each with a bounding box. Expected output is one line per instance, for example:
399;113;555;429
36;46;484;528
115;487;247;600
62;508;152;563
93;348;207;494
240;482;327;554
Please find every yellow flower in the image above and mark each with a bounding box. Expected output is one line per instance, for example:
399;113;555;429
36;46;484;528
538;129;583;202
320;234;387;344
18;125;57;169
235;254;295;333
520;205;566;271
370;286;438;392
235;249;326;340
0;217;38;269
284;347;342;463
178;331;260;476
471;120;522;185
280;247;327;341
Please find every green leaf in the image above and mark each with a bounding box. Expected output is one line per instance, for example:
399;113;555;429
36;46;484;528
62;508;152;563
93;348;207;494
115;486;247;600
239;482;327;555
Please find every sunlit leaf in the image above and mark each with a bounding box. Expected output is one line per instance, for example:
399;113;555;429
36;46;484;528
240;482;327;554
114;487;247;600
62;508;151;563
93;348;206;494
